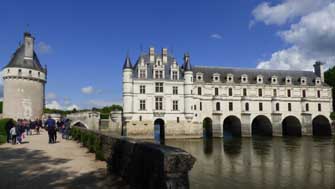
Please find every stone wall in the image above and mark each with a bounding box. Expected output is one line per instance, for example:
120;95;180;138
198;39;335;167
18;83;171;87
72;127;196;189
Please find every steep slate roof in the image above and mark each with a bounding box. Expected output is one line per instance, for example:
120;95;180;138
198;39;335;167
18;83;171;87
193;66;322;86
133;54;183;80
4;44;45;72
123;55;132;69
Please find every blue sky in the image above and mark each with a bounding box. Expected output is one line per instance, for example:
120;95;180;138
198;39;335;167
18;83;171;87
1;0;334;109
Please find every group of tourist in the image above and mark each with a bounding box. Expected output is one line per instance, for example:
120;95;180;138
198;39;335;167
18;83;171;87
44;116;71;144
5;119;43;145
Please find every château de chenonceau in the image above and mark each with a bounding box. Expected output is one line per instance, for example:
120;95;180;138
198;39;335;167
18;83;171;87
1;33;334;140
122;47;334;140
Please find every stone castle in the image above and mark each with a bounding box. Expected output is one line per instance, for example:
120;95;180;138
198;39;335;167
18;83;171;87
2;32;47;120
122;47;333;139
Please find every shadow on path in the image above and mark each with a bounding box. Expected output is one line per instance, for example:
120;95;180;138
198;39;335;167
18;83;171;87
0;147;128;189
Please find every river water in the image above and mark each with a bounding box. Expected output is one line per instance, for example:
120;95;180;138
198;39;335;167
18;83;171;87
166;137;335;189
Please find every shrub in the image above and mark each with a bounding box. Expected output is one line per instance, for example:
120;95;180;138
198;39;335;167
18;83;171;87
88;133;96;152
330;112;335;121
0;118;14;144
95;136;104;160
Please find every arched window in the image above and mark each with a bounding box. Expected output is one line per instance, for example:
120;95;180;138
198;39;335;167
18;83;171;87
276;103;280;111
216;102;220;111
318;103;322;111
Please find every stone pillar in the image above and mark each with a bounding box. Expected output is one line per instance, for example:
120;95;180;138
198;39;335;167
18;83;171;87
301;113;312;136
271;113;282;136
241;113;251;137
212;114;222;137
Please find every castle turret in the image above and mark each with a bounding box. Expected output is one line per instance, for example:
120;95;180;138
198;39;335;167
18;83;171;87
183;52;193;120
2;32;47;120
122;55;133;120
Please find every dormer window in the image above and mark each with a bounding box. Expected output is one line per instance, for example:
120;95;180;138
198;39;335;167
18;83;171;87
271;76;278;84
257;75;263;84
300;77;307;85
213;73;221;82
139;69;146;79
226;73;234;83
315;77;321;85
241;74;248;83
154;70;163;79
172;70;178;80
196;72;204;81
285;76;292;85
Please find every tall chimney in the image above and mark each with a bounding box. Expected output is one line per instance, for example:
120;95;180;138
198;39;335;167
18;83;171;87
149;47;155;62
24;32;34;59
162;48;168;63
314;61;325;82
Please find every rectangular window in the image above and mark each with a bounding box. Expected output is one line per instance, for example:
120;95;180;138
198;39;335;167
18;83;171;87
155;97;163;110
140;100;146;110
177;117;180;123
288;103;292;111
259;103;263;111
229;88;233;96
173;86;178;95
273;89;277;97
243;88;247;96
173;100;178;111
317;90;321;98
215;88;219;96
194;105;197;110
155;70;163;79
198;87;202;95
305;103;309;111
140;85;146;94
302;90;306;98
245;103;249;111
139;70;146;78
258;88;263;97
155;82;163;93
200;102;202;111
229;102;233;111
139;115;142;121
172;71;178;80
287;89;291;97
318;103;322;111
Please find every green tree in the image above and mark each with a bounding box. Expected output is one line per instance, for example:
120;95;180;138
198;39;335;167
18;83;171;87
324;66;335;111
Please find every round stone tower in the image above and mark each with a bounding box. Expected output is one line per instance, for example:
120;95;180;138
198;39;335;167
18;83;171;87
2;32;47;120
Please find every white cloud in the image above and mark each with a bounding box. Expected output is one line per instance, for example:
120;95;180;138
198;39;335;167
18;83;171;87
81;86;95;94
37;41;52;54
66;104;79;111
210;33;223;39
46;100;62;109
254;1;335;70
252;0;332;25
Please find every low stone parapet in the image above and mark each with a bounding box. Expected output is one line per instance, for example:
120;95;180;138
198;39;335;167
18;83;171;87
71;126;196;189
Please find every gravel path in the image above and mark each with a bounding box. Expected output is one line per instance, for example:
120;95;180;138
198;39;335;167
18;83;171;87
0;130;128;189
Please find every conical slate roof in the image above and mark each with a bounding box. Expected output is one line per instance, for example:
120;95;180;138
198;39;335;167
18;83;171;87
123;56;132;69
4;44;45;72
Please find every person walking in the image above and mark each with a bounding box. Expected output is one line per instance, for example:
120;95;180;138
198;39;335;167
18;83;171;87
36;119;41;135
10;125;17;145
45;116;56;144
64;119;71;139
5;119;14;143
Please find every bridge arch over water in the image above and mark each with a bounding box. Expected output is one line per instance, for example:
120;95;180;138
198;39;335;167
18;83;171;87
203;117;213;138
223;116;241;138
252;115;272;137
312;115;332;136
282;116;302;137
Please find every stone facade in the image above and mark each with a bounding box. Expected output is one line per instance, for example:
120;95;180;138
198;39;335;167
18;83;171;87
122;48;333;139
2;33;47;120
